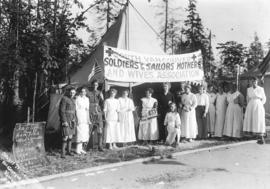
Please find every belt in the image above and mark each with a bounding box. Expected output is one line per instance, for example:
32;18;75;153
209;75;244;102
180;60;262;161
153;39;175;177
66;110;75;113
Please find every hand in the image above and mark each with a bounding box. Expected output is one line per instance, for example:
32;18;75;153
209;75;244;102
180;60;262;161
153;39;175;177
63;122;68;127
203;113;207;118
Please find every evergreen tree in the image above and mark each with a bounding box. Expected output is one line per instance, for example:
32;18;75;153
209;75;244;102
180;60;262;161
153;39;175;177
89;0;126;47
179;0;213;79
154;0;182;54
0;0;94;131
246;32;264;70
216;41;247;76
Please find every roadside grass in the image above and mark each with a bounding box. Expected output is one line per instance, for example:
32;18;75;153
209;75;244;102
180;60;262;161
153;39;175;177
20;139;235;178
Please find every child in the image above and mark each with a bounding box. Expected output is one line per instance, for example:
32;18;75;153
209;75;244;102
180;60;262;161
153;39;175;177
164;102;181;146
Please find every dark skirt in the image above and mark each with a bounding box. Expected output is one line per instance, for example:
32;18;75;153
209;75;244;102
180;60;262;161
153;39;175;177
196;105;208;139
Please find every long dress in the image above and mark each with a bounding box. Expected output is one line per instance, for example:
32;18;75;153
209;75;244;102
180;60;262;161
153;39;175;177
181;93;198;139
214;93;227;137
207;92;216;135
223;91;244;138
138;97;159;140
104;98;121;143
158;92;175;141
75;95;90;143
243;86;266;135
118;97;136;143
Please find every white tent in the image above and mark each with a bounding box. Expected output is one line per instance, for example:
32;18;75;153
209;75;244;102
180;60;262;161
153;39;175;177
69;2;164;87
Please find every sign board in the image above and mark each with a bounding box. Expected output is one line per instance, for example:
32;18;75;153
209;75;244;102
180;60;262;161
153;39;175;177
12;122;49;171
140;108;158;121
104;45;204;83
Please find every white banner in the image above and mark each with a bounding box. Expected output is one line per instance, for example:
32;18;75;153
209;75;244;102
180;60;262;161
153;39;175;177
103;45;204;83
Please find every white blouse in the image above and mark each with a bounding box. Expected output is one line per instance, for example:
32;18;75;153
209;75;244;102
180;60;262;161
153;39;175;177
247;86;266;104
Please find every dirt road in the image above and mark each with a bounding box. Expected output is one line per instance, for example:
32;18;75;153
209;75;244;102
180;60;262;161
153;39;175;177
9;142;270;189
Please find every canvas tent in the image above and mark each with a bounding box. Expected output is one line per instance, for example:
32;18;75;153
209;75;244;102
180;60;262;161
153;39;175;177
69;2;164;87
46;2;165;131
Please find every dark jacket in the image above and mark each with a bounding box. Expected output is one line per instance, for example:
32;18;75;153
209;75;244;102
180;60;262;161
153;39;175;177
59;96;76;125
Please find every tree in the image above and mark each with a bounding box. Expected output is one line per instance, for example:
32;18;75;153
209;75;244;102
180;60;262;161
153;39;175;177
216;41;247;76
89;0;126;47
266;38;270;52
246;33;264;70
0;0;95;133
179;0;214;79
154;0;183;54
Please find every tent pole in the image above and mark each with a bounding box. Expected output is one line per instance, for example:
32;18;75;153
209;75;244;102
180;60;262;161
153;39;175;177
236;65;240;90
129;82;133;99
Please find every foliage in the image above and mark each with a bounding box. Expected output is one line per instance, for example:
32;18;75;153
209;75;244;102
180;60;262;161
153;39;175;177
88;0;126;47
0;0;94;130
216;41;247;76
246;33;264;70
179;0;214;79
154;0;183;54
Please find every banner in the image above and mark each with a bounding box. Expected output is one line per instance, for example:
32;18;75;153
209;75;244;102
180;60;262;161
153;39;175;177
103;45;204;83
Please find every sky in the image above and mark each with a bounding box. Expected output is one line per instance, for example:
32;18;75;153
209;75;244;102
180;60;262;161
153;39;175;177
75;0;270;57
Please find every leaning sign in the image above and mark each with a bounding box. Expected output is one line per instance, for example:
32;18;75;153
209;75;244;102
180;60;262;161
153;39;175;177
103;45;204;83
12;122;49;171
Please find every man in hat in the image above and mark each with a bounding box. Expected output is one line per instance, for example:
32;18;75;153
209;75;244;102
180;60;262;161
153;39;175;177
88;80;104;151
59;87;76;158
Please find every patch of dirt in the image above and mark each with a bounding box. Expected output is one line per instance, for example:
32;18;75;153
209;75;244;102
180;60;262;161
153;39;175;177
136;168;197;184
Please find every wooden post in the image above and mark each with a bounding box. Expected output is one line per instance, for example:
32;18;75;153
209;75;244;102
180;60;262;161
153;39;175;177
164;0;168;53
27;107;30;123
32;73;38;123
236;65;240;90
129;82;133;99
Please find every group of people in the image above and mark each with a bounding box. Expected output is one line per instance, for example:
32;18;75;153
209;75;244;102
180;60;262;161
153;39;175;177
59;77;267;158
59;80;137;158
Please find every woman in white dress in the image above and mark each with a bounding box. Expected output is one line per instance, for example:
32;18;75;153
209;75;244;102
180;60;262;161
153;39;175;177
243;77;266;143
164;103;181;146
223;84;244;138
207;85;216;137
104;88;121;149
138;88;159;143
75;87;91;154
214;85;227;138
181;84;198;142
118;89;136;144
